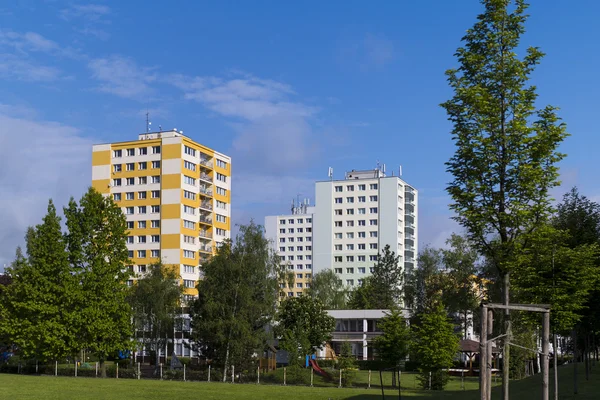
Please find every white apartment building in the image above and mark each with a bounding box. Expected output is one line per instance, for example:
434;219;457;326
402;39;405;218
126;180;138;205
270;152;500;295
313;167;418;288
264;199;315;297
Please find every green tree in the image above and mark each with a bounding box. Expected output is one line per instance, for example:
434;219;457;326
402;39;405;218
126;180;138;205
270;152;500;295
411;303;459;390
128;262;184;366
275;295;335;367
0;201;78;362
64;188;132;377
307;270;348;310
553;187;600;248
441;0;569;390
190;222;282;381
404;247;446;315
348;245;402;309
338;341;358;386
371;308;410;388
441;234;482;338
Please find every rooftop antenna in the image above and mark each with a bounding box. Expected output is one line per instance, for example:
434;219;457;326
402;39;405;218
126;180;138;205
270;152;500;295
399;165;403;177
328;167;333;181
145;110;151;133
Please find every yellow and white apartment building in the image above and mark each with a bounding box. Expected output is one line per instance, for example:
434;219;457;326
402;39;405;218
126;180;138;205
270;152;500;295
91;130;231;300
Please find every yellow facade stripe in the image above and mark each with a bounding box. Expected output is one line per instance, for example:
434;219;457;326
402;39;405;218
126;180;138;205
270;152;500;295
92;150;111;166
115;198;161;207
162;143;181;159
161;234;180;249
162;174;181;190
111;139;161;149
161;204;180;219
92;179;110;194
182;138;214;156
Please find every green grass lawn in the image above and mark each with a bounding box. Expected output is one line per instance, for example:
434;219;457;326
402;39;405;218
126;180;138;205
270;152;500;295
0;363;597;400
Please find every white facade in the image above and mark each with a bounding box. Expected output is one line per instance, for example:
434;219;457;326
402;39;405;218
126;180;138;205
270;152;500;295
313;168;418;288
265;200;315;297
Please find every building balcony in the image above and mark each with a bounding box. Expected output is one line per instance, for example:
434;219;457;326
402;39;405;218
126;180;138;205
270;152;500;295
199;216;213;225
405;198;415;206
199;202;213;211
199;187;213;197
199;173;212;184
405;222;415;229
199;231;212;239
405;234;415;241
199;255;211;264
405;246;415;253
405;211;415;218
199;245;213;253
199;159;213;169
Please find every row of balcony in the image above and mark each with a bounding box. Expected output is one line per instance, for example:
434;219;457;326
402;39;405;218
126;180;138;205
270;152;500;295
199;158;213;168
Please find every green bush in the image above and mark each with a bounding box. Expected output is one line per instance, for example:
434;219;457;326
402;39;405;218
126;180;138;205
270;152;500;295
416;369;449;390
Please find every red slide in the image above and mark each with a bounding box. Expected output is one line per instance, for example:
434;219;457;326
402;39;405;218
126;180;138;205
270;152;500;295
309;358;331;379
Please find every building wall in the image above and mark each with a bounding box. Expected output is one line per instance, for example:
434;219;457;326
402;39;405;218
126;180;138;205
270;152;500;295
91;130;231;300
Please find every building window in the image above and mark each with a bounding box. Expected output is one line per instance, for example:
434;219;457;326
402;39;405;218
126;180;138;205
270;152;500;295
113;193;121;201
126;148;135;157
347;256;354;262
138;206;147;214
297;227;303;233
370;231;378;238
358;267;366;273
152;146;161;154
335;244;342;251
346;185;354;191
306;246;312;251
137;176;146;185
184;190;196;200
137;235;146;243
126;177;135;186
370;195;378;202
113;164;122;173
151;205;159;213
279;246;285;252
296;283;303;288
138;191;147;199
151;220;160;228
335;221;342;227
358;220;366;226
138;221;146;229
359;244;366;250
184;160;196;171
306;236;312;242
279;219;286;225
128;250;134;258
217;200;227;209
151;176;160;184
335;209;342;216
370;219;378;225
334;233;342;239
125;207;134;215
216;228;226;236
125;192;134;200
346;279;354;286
296;246;303;251
151;190;160;198
137;250;146;258
184;265;195;274
370;207;378;214
216;159;228;169
358;257;366;263
126;236;134;244
347;244;354;250
184;279;195;288
334;256;342;262
139;147;147;156
358;232;366;238
370;243;378;249
127;221;134;229
216;173;227;182
307;218;312;223
113;149;122;158
358;184;366;190
370;255;377;261
184;175;196;186
183;220;195;230
370;184;378;190
183;250;195;259
279;238;285;243
138;162;147;170
335;198;342;204
358;208;366;214
358;196;366;203
152;161;161;169
297;255;303;260
279;229;285;234
288;237;294;242
151;250;160;258
346;221;354;227
346;197;354;203
183;205;195;215
347;267;354;273
335;186;342;192
334;268;342;274
125;163;134;171
216;187;227;196
347;209;354;215
216;214;227;223
184;145;196;157
151;235;160;243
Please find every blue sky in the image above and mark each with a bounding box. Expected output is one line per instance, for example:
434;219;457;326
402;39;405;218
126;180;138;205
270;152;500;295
1;1;599;268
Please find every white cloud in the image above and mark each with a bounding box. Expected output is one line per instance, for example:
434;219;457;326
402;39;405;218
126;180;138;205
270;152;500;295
88;56;157;99
0;30;60;53
0;53;62;81
60;4;111;21
339;33;395;70
0;106;93;269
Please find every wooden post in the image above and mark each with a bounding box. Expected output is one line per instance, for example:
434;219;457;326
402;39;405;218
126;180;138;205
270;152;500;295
368;370;371;389
95;362;98;377
428;371;432;390
542;311;550;400
258;366;260;385
116;363;119;379
487;310;493;400
55;361;58;377
184;364;186;382
231;365;235;383
553;334;558;400
339;368;342;388
160;363;163;380
480;305;488;400
36;360;38;374
310;367;313;387
75;360;78;377
208;365;211;382
283;367;286;386
461;370;465;390
138;362;140;380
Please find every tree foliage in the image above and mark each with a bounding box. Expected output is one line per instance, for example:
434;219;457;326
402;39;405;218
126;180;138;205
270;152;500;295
404;247;446;315
275;296;335;367
128;262;184;365
411;303;459;390
306;270;348;310
371;309;410;368
0;202;78;361
190;222;282;379
348;245;402;309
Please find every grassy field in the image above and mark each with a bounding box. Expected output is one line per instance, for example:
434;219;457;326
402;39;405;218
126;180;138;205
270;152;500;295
0;363;597;399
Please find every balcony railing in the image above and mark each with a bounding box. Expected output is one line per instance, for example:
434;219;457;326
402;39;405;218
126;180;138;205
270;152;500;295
199;173;212;182
405;234;415;241
405;222;415;229
199;159;213;168
199;245;213;253
405;246;415;252
199;231;212;239
199;187;213;197
199;202;213;211
199;216;213;224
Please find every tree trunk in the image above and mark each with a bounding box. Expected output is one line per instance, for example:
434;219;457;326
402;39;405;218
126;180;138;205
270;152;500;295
585;334;590;381
100;359;107;378
502;271;510;400
223;344;230;383
573;330;578;395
